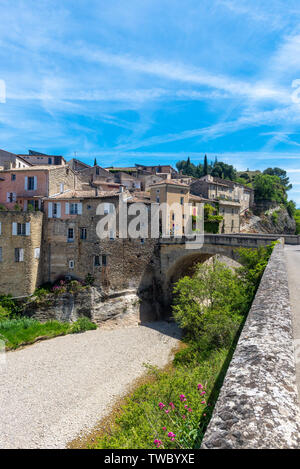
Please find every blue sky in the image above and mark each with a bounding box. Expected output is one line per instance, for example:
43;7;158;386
1;0;300;203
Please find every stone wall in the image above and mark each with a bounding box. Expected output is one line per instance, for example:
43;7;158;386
201;240;300;449
48;166;76;195
0;211;43;296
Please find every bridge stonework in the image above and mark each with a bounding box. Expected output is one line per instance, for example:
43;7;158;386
155;234;299;311
201;240;300;449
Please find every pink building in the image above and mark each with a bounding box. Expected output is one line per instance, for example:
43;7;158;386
0;166;76;211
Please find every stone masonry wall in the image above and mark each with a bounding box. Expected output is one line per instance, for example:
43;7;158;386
0;211;43;296
201;240;300;449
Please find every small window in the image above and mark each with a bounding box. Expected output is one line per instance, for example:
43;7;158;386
102;254;107;266
140;238;145;244
180;197;184;205
17;223;26;236
68;228;74;242
80;227;87;240
15;248;24;262
109;230;115;240
11;174;16;181
34;248;40;259
94;255;100;266
28;177;35;190
70;203;78;215
0;247;2;262
69;260;74;269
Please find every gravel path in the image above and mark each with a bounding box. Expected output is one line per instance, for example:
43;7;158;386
0;322;180;449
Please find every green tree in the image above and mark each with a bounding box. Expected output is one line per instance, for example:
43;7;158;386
253;174;286;203
172;260;250;341
94;158;97;166
263;167;292;191
203;155;208;175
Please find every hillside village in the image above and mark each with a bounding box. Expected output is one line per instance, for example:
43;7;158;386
0;148;295;298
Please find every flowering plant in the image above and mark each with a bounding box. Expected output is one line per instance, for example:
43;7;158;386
152;383;210;449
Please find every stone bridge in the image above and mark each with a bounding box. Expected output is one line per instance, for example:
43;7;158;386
154;233;300;311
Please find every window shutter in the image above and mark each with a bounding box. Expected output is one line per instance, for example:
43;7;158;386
12;222;17;235
13;193;16;202
65;202;69;215
56;203;61;218
34;176;37;190
78;203;82;215
0;222;2;235
19;248;24;262
24;176;28;190
48;202;53;218
6;192;10;202
25;222;31;236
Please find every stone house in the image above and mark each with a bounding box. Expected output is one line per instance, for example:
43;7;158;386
41;190;157;294
112;171;141;191
0;166;76;211
218;200;241;233
0;211;43;296
0;149;32;170
17;150;66;166
190;174;254;213
149;180;205;236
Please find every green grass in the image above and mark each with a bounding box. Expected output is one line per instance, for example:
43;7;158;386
89;344;236;450
0;316;97;350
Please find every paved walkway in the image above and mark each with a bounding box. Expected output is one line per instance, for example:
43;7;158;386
0;322;180;449
284;244;300;405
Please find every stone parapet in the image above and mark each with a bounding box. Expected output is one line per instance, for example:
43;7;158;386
201;240;300;449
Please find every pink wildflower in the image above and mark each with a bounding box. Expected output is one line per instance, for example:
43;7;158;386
165;409;170;414
169;402;175;409
182;415;186;419
201;400;206;404
201;391;206;395
179;394;187;402
162;427;167;431
158;402;165;410
154;439;163;448
188;408;192;412
168;432;176;439
197;384;203;390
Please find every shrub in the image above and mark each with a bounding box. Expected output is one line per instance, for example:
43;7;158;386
236;242;276;294
70;317;97;334
0;305;10;321
84;273;95;286
172;260;249;341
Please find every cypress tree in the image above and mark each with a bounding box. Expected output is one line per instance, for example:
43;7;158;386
204;154;208;175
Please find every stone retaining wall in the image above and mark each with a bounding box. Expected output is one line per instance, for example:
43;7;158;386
201;240;300;449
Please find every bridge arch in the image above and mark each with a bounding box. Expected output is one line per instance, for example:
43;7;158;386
159;244;242;311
